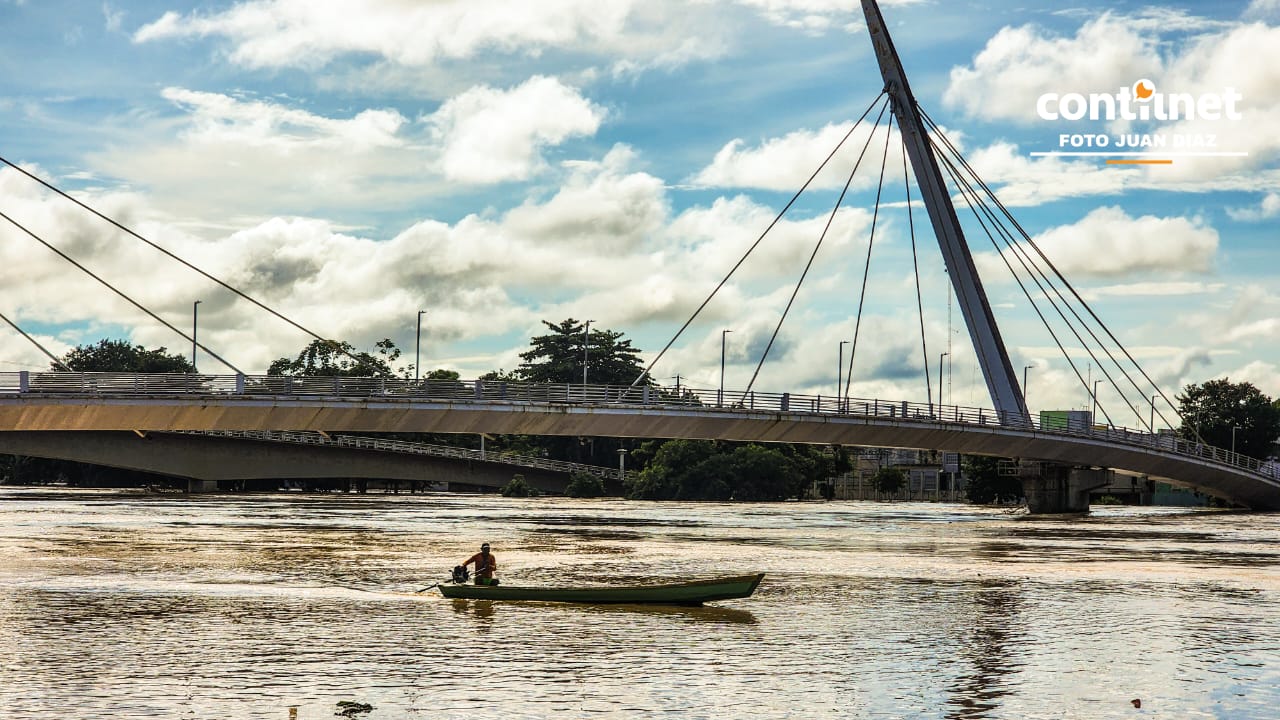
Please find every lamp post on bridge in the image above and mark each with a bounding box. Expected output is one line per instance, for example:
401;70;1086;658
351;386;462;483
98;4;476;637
191;300;201;373
838;340;850;410
582;319;594;387
1022;365;1032;405
720;329;732;407
1232;425;1241;455
1092;380;1100;426
938;352;948;408
415;310;426;382
1151;395;1157;433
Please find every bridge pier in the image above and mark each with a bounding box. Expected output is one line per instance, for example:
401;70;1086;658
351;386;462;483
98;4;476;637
1017;461;1113;514
188;479;218;493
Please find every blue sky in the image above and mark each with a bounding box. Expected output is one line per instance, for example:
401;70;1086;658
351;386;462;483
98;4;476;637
1;0;1277;428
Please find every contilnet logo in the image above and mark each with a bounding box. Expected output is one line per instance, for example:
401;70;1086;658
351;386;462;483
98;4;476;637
1036;79;1242;122
1031;79;1247;164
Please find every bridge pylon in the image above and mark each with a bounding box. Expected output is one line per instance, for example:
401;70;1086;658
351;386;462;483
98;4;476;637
859;0;1028;423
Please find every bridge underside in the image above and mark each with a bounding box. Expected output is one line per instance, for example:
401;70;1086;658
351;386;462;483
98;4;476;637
0;396;1275;509
0;430;569;494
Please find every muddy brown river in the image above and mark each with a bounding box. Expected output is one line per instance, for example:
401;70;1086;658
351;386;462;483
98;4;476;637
2;488;1278;718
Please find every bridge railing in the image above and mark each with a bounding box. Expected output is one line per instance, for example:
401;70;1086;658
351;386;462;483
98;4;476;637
3;371;1276;482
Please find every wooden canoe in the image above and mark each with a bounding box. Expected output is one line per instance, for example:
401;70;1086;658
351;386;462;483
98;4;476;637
438;572;764;605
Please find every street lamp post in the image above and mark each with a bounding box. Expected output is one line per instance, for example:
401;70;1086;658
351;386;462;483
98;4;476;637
838;340;850;410
938;352;948;408
191;300;202;372
415;310;426;382
720;329;733;407
1092;380;1100;425
1151;395;1157;433
1232;425;1241;455
1022;364;1032;403
583;320;594;386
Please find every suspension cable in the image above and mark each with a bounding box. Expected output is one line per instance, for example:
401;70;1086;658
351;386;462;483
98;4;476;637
0;155;363;371
629;92;888;388
918;108;1184;434
743;97;892;396
0;308;71;370
842;106;895;398
928;138;1128;427
0;209;244;374
902;116;931;406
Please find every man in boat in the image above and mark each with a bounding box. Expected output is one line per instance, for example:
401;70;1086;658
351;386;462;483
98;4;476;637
461;543;499;585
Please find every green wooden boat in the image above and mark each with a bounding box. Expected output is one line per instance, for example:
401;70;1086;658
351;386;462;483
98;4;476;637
438;572;765;606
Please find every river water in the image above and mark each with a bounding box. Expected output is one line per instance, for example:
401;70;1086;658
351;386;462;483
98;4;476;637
2;488;1279;719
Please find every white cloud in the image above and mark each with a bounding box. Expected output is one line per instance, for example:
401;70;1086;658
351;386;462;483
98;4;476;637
1;147;885;379
1246;0;1280;21
88;78;604;219
431;76;605;184
133;0;725;75
103;2;124;33
691;120;904;191
964;141;1133;205
979;206;1219;279
944;13;1162;123
1081;281;1225;300
1227;192;1280;221
163;87;407;151
731;0;923;33
944;11;1280;187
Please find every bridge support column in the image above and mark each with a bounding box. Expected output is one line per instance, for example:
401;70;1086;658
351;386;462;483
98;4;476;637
187;478;219;493
1017;461;1112;514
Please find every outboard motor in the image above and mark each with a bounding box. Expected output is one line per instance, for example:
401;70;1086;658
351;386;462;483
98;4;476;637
451;565;470;584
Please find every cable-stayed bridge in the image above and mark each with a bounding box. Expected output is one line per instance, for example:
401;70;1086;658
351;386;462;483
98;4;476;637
1;0;1276;512
0;372;1276;511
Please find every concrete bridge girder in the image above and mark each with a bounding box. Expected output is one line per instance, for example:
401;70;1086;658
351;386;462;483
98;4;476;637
0;430;569;494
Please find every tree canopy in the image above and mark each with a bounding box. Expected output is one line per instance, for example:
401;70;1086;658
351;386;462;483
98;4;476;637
517;318;649;386
962;455;1023;504
1177;378;1280;459
623;439;819;501
268;339;406;378
57;339;193;373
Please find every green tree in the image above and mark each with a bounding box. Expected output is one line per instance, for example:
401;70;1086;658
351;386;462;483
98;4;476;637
565;472;607;498
517;318;649;386
1178;378;1280;459
871;467;906;495
268;338;406;378
58;339;194;373
727;444;802;501
623;439;811;501
501;474;541;497
963;455;1022;504
625;439;721;500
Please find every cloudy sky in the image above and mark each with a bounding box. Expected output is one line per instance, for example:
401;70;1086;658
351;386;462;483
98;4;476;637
1;0;1277;428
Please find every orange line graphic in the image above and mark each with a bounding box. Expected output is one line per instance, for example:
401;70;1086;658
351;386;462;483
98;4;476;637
1105;159;1173;165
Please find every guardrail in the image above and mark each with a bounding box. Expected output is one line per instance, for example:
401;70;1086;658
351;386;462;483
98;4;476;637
182;429;625;480
2;370;1276;482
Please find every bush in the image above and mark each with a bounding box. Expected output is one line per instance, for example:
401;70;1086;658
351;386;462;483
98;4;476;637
501;474;541;497
565;472;606;498
871;467;907;495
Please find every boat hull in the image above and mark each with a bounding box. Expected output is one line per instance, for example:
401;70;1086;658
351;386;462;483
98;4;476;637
438;573;764;605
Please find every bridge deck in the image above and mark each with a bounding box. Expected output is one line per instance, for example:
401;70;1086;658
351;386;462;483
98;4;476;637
1;372;1276;509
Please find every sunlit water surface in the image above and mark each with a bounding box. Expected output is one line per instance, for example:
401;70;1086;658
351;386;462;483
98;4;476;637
2;488;1279;719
